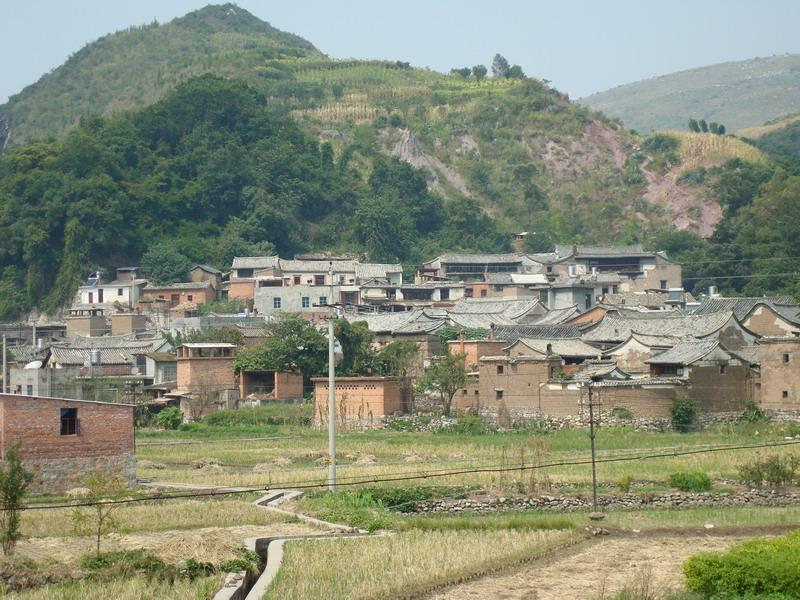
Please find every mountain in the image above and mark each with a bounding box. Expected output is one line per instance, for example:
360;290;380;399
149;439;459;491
0;4;319;149
580;54;800;133
2;5;797;318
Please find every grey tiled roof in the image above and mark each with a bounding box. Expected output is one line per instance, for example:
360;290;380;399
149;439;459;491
232;256;280;270
582;310;734;343
554;244;654;258
531;306;580;325
426;253;525;266
145;281;212;291
693;296;800;323
492;324;585;343
513;338;602;358
645;339;721;365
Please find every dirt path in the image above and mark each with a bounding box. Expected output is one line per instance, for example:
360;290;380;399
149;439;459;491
427;533;753;600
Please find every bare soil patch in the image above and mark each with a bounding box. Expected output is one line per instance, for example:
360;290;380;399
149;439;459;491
427;533;755;600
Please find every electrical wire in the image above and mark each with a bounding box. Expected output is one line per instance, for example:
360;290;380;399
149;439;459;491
12;437;800;512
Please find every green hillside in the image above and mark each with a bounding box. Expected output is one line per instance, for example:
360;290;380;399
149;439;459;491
0;3;319;149
580;54;800;133
2;4;798;317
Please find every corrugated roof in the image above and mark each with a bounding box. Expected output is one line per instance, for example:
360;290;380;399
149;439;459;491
232;256;280;270
645;339;720;365
513;338;602;358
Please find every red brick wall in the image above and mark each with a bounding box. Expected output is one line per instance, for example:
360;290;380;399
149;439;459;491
313;378;409;420
0;394;133;460
177;357;236;391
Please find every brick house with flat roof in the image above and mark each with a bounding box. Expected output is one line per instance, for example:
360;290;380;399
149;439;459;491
0;393;135;493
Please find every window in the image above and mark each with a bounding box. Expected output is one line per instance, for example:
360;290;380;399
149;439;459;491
98;289;104;303
719;365;726;375
497;365;504;375
273;297;282;309
784;354;790;364
237;268;253;278
783;390;789;399
546;266;553;274
480;289;487;297
187;294;193;302
660;280;668;290
301;296;310;308
319;296;328;306
25;385;33;396
294;276;301;285
440;288;450;300
117;288;124;296
585;293;592;310
60;408;78;436
495;390;504;400
464;288;473;298
314;275;325;286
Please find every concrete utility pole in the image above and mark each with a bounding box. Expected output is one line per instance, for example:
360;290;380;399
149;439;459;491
327;263;337;491
586;379;604;520
2;334;6;394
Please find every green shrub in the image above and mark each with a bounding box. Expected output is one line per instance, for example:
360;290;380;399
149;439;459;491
306;490;394;532
433;415;498;435
203;403;312;427
739;400;768;423
684;531;800;596
80;549;172;580
611;407;634;420
218;547;261;574
738;453;799;489
154;407;183;430
667;471;711;492
671;399;697;433
615;475;634;494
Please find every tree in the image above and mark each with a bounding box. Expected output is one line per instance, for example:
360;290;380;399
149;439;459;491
154;406;182;430
375;341;419;377
718;124;726;135
0;444;33;555
709;122;719;134
71;472;128;557
472;65;487;81
450;67;471;79
506;64;525;79
688;118;700;132
141;243;192;285
234;314;327;381
699;119;709;133
491;54;510;78
333;319;375;375
415;352;467;416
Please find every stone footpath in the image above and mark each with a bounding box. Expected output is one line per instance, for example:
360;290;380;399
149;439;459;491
415;489;800;513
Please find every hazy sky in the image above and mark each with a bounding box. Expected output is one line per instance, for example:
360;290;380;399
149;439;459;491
4;0;800;104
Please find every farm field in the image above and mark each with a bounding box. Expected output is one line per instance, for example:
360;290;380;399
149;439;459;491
7;408;798;599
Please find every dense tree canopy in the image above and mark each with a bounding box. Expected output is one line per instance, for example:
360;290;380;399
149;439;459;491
0;75;508;319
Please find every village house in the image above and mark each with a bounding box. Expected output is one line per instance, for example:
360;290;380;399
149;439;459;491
693;296;800;338
76;267;148;309
238;369;303;402
645;339;755;412
756;337;800;411
140;281;216;308
312;376;411;426
171;343;238;419
0;393;135;493
189;264;225;291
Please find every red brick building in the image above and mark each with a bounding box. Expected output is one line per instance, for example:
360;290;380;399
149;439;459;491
312;376;411;426
0;393;135;493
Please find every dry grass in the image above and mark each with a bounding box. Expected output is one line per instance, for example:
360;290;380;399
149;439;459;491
5;574;222;600
739;114;800;139
657;130;766;171
21;498;289;538
266;528;579;599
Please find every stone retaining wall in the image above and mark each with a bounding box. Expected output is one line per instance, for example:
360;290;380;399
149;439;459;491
26;453;136;493
415;489;800;514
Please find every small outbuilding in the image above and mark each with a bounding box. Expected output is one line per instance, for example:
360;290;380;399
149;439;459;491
312;376;411;426
0;393;135;493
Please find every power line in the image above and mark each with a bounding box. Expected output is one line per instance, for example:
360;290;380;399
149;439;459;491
13;438;800;512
